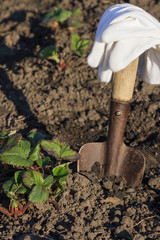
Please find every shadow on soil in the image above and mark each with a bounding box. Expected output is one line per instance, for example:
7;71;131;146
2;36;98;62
0;10;57;134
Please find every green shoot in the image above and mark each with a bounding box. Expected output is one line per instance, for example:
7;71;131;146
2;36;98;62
42;8;72;24
71;34;92;57
68;9;82;28
42;8;82;28
40;45;60;63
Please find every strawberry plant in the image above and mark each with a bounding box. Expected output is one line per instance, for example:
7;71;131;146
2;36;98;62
0;132;79;217
71;34;92;57
68;9;82;28
42;8;72;24
42;8;82;28
40;45;66;71
40;45;60;63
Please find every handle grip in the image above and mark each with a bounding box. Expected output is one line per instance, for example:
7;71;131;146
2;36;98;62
112;58;139;102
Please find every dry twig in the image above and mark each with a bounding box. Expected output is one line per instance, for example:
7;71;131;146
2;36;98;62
129;215;157;229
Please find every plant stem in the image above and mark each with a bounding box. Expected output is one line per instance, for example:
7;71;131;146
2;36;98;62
11;183;22;196
21;202;32;215
0;207;11;217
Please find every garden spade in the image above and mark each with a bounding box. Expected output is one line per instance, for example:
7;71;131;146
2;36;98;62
77;58;145;187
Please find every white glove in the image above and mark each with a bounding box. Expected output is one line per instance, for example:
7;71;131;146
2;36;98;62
87;3;160;84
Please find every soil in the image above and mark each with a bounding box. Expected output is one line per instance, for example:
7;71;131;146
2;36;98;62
0;0;160;239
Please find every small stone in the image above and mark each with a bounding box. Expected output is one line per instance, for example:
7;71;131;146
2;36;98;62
78;117;84;123
22;214;29;221
46;109;53;117
88;232;96;239
113;216;120;223
148;103;159;113
155;226;160;231
33;222;41;230
122;216;133;228
87;110;100;121
126;188;135;193
5;32;20;47
102;197;123;205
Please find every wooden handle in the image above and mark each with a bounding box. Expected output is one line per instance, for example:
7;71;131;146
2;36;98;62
112;58;139;102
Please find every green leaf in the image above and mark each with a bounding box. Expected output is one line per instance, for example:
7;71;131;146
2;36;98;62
18;140;31;158
0;136;7;150
0;146;33;167
69;9;81;28
41;45;60;63
74;9;81;16
16;185;28;194
14;170;28;194
77;49;85;57
3;176;28;196
52;163;70;183
61;147;77;159
3;178;16;193
36;157;51;168
42;11;56;24
71;34;92;57
23;170;44;188
41;136;79;161
0;140;34;167
71;34;80;51
8;130;17;136
42;175;53;189
0;133;22;153
14;170;24;186
42;8;72;24
29;143;41;161
7;134;22;149
0;131;7;138
41;138;61;157
2;178;17;198
10;199;19;208
29;185;50;203
55;8;72;22
77;40;92;50
28;132;46;146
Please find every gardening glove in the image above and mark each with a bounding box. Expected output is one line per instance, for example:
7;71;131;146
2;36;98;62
87;3;160;84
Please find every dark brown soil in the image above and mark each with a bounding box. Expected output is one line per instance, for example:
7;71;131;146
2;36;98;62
0;0;160;239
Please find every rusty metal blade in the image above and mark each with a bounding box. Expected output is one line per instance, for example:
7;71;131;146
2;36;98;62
78;141;145;187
